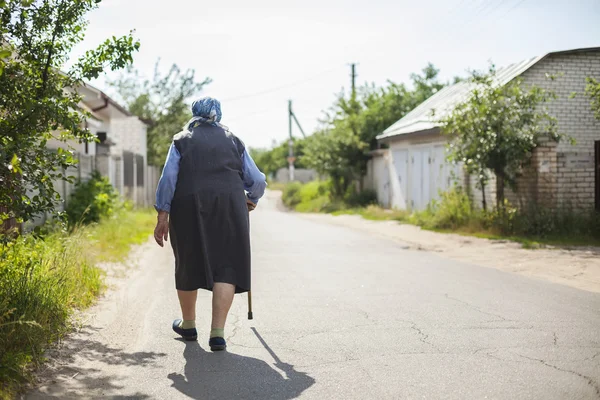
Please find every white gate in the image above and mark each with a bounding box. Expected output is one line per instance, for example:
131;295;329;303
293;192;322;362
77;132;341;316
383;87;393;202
391;149;408;209
410;150;423;210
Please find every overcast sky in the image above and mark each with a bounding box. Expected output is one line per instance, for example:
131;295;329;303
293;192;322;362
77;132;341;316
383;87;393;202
73;0;600;149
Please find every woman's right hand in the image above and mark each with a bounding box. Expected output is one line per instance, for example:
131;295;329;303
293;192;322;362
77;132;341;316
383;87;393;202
246;199;257;212
154;211;169;247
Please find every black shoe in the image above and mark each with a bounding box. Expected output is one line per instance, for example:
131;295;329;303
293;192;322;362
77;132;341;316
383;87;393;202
209;337;227;351
172;319;197;341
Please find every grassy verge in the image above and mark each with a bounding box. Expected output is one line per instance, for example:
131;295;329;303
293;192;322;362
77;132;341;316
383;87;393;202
87;208;156;262
332;205;410;222
0;209;155;399
282;181;600;248
425;227;600;249
266;181;287;192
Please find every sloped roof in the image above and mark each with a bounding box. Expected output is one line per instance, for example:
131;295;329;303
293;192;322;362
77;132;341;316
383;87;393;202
377;46;600;141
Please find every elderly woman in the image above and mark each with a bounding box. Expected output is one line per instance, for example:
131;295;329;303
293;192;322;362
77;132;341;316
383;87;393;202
153;97;266;351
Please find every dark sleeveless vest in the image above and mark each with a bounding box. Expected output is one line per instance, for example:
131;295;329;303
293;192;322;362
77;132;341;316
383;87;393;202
172;123;245;199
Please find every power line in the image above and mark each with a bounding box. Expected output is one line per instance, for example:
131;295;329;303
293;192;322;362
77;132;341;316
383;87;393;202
446;0;476;18
479;0;508;19
458;0;504;32
221;66;344;103
499;0;528;19
468;0;528;39
441;0;529;49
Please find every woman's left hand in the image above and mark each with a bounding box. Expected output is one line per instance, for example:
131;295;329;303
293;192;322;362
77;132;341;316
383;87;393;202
154;211;169;247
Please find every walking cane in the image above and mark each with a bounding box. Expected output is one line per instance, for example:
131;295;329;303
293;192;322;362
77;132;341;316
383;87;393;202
247;199;255;320
248;291;253;320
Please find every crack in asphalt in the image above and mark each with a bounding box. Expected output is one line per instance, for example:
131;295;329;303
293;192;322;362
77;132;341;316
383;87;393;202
226;313;242;342
460;326;534;330
408;322;441;351
515;353;600;399
444;293;511;322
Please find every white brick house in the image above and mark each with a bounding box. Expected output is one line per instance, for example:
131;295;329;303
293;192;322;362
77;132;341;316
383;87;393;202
372;47;600;212
45;83;154;208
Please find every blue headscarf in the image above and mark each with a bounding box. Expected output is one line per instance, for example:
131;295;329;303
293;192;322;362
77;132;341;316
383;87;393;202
186;97;224;131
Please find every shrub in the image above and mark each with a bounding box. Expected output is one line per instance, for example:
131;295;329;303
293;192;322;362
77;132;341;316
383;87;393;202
283;181;378;213
346;189;378;207
282;182;303;208
489;204;600;239
414;188;475;230
418;189;600;243
65;171;119;226
299;181;329;203
282;180;333;212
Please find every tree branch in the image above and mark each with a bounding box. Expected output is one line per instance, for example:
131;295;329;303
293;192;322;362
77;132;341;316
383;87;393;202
38;0;65;99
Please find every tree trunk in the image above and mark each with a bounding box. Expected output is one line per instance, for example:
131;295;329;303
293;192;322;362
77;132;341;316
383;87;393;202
480;180;487;211
496;171;505;210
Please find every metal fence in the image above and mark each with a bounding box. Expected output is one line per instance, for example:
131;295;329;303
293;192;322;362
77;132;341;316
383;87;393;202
4;152;160;232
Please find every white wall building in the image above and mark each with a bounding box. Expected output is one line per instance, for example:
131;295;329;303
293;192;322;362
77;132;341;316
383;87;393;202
44;82;156;211
370;47;600;212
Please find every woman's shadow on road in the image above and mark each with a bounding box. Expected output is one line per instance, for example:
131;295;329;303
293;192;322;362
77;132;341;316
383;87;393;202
167;329;315;400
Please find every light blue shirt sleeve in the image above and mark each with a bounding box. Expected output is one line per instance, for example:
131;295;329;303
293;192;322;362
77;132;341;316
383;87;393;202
242;149;267;204
154;143;180;213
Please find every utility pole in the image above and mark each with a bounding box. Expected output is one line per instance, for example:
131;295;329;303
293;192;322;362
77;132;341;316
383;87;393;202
287;100;307;182
351;63;356;95
288;100;294;182
350;63;357;98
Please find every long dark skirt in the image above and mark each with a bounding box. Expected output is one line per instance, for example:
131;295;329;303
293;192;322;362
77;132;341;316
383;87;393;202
169;190;250;293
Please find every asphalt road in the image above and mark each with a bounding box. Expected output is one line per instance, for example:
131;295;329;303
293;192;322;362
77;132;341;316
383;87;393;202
28;192;600;399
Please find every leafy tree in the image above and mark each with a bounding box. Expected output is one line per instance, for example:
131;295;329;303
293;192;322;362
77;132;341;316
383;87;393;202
585;77;600;120
442;66;564;210
304;63;446;197
250;138;306;178
0;0;139;226
108;61;211;166
304;124;365;197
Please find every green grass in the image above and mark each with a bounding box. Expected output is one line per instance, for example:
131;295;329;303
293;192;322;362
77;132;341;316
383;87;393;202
86;208;156;262
266;181;287;191
447;229;600;249
337;206;600;249
332;205;410;222
0;209;155;399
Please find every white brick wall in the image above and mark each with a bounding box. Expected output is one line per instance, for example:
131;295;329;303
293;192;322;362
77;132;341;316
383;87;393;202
520;50;600;210
109;116;148;157
377;49;600;212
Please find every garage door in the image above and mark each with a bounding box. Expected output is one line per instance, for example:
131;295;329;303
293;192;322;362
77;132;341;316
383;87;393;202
392;149;408;209
410;149;424;210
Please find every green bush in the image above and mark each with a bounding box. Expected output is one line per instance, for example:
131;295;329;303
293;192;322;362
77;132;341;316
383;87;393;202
282;182;303;208
299;181;329;203
65;171;119;226
413;188;475;230
282;181;337;212
345;189;378;208
413;189;600;244
283;181;379;213
488;203;600;239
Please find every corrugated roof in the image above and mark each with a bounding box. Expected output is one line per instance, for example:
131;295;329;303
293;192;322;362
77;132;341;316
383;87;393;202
376;46;600;142
377;55;543;141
